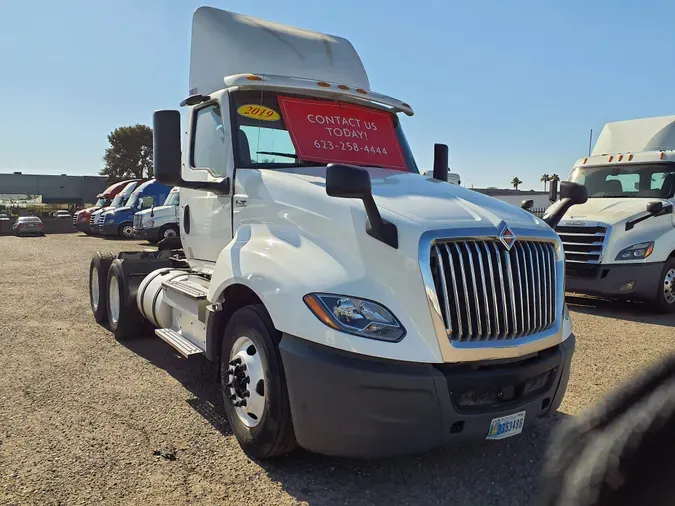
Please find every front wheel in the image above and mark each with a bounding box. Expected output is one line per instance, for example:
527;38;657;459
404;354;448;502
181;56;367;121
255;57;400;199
159;224;179;241
220;305;297;460
118;222;134;239
654;258;675;313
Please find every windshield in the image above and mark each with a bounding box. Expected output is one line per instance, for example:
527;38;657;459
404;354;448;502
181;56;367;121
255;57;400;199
95;197;110;207
230;90;418;172
570;162;675;199
163;191;179;206
20;217;40;222
126;189;143;209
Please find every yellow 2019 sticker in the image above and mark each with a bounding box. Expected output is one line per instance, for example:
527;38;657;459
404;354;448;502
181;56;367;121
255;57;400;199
237;104;280;122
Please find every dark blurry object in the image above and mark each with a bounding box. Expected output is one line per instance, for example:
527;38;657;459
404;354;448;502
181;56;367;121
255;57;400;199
538;353;675;506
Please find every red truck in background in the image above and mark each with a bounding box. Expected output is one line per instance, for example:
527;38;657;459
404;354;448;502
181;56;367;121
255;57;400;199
73;180;137;233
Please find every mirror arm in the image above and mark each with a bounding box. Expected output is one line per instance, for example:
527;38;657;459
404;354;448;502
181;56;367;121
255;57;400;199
176;177;231;196
625;204;673;231
361;194;398;249
542;198;573;228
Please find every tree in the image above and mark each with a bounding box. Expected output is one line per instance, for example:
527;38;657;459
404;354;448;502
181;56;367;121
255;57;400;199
511;177;523;190
101;124;153;182
549;173;560;183
540;174;550;191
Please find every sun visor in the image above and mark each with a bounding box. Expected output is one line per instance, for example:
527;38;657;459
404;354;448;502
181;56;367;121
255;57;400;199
592;115;675;155
189;7;370;96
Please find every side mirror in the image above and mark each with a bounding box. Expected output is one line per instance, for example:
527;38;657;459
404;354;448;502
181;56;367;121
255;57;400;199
559;181;588;205
543;182;588;229
647;201;664;215
433;144;449;182
152;110;230;195
521;199;534;210
325;164;397;248
548;178;558;203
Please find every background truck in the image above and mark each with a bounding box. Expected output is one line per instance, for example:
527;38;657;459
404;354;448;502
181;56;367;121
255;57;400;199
99;180;172;238
133;187;180;243
88;180;142;235
73;180;132;233
87;7;586;459
555;115;675;312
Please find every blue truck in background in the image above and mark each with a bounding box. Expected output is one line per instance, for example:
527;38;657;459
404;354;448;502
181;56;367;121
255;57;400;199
99;179;173;238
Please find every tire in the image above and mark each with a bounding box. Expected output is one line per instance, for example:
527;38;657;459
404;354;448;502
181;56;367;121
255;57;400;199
118;222;134;239
654;258;675;313
159;224;179;241
89;251;117;323
220;305;297;460
106;259;144;340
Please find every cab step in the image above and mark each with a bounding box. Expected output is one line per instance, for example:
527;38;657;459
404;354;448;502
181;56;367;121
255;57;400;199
162;278;208;300
155;328;204;357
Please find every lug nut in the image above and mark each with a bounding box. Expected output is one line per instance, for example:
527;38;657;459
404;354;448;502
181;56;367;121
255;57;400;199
225;382;233;388
234;400;247;407
229;358;242;366
241;391;250;398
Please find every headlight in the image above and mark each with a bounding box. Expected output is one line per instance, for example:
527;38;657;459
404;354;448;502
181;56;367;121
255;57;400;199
303;293;405;342
107;216;115;223
616;242;654;260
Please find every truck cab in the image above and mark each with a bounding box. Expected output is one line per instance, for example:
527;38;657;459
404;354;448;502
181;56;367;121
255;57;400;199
73;180;131;233
133;187;180;243
556;115;675;312
88;7;586;460
89;180;142;234
99;180;172;238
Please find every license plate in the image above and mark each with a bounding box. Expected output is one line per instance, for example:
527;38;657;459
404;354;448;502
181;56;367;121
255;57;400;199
486;411;526;440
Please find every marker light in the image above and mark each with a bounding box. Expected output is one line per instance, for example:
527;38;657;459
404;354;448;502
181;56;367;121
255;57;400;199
608;155;614;162
355;88;368;94
246;75;263;81
583;157;588;164
618;154;624;161
660;152;666;160
337;84;350;90
317;81;330;87
628;154;634;161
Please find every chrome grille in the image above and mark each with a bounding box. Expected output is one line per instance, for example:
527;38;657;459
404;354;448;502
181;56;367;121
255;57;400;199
431;240;557;342
72;214;78;226
555;225;606;264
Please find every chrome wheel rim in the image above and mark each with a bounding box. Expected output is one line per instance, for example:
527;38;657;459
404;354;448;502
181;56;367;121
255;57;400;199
109;276;120;324
122;226;134;238
163;228;177;239
91;267;99;310
227;336;266;428
664;268;675;304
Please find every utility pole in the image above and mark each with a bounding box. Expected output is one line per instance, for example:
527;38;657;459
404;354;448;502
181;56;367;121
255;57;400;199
588;129;593;157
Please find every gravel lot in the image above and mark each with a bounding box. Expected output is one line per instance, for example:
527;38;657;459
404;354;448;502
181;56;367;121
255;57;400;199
0;233;673;506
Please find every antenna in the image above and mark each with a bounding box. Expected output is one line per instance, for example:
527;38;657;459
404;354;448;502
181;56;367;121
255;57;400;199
588;129;593;157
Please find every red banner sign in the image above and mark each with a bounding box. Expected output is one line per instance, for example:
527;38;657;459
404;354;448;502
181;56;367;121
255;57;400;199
277;96;407;171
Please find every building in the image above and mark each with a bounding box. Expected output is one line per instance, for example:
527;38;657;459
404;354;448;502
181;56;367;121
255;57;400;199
0;172;107;206
472;188;552;213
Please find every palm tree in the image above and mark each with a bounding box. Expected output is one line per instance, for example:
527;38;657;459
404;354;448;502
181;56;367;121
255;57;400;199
540;174;550;191
549;174;560;183
511;177;523;190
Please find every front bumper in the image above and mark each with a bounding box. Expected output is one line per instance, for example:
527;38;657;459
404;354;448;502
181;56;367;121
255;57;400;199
100;222;118;236
565;261;664;299
279;333;575;458
133;227;160;241
75;220;90;233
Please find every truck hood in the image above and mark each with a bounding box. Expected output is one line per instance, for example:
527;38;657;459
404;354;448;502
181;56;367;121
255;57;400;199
560;197;669;226
136;205;174;217
110;206;133;214
279;167;547;232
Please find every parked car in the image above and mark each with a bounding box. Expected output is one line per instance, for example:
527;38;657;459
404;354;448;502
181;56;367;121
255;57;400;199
53;210;71;219
0;213;9;221
13;216;45;236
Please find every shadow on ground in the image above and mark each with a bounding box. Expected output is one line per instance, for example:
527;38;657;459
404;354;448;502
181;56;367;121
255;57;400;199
566;293;675;327
121;333;568;506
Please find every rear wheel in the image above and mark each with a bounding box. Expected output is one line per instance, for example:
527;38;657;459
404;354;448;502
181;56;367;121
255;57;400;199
654;258;675;313
89;251;116;323
220;305;297;459
106;259;144;339
119;222;134;239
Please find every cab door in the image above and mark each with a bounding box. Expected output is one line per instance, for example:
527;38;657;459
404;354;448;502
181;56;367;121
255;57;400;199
180;93;234;263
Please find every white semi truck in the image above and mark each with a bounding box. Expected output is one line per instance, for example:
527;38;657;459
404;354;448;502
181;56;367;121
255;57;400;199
133;187;180;243
88;7;587;459
556;115;675;312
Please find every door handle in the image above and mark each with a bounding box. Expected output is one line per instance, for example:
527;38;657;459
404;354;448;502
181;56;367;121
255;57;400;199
183;205;191;234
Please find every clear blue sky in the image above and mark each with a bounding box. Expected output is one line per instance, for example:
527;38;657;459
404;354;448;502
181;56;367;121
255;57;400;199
1;0;673;190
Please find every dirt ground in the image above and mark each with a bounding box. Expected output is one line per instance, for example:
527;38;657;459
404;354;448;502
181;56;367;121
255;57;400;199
0;234;673;506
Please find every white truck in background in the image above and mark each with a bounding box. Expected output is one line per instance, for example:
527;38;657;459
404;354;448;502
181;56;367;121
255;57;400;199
87;7;586;459
555;115;675;312
133;187;180;243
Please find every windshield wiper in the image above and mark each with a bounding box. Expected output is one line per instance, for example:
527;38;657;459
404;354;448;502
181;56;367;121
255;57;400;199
256;151;299;159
